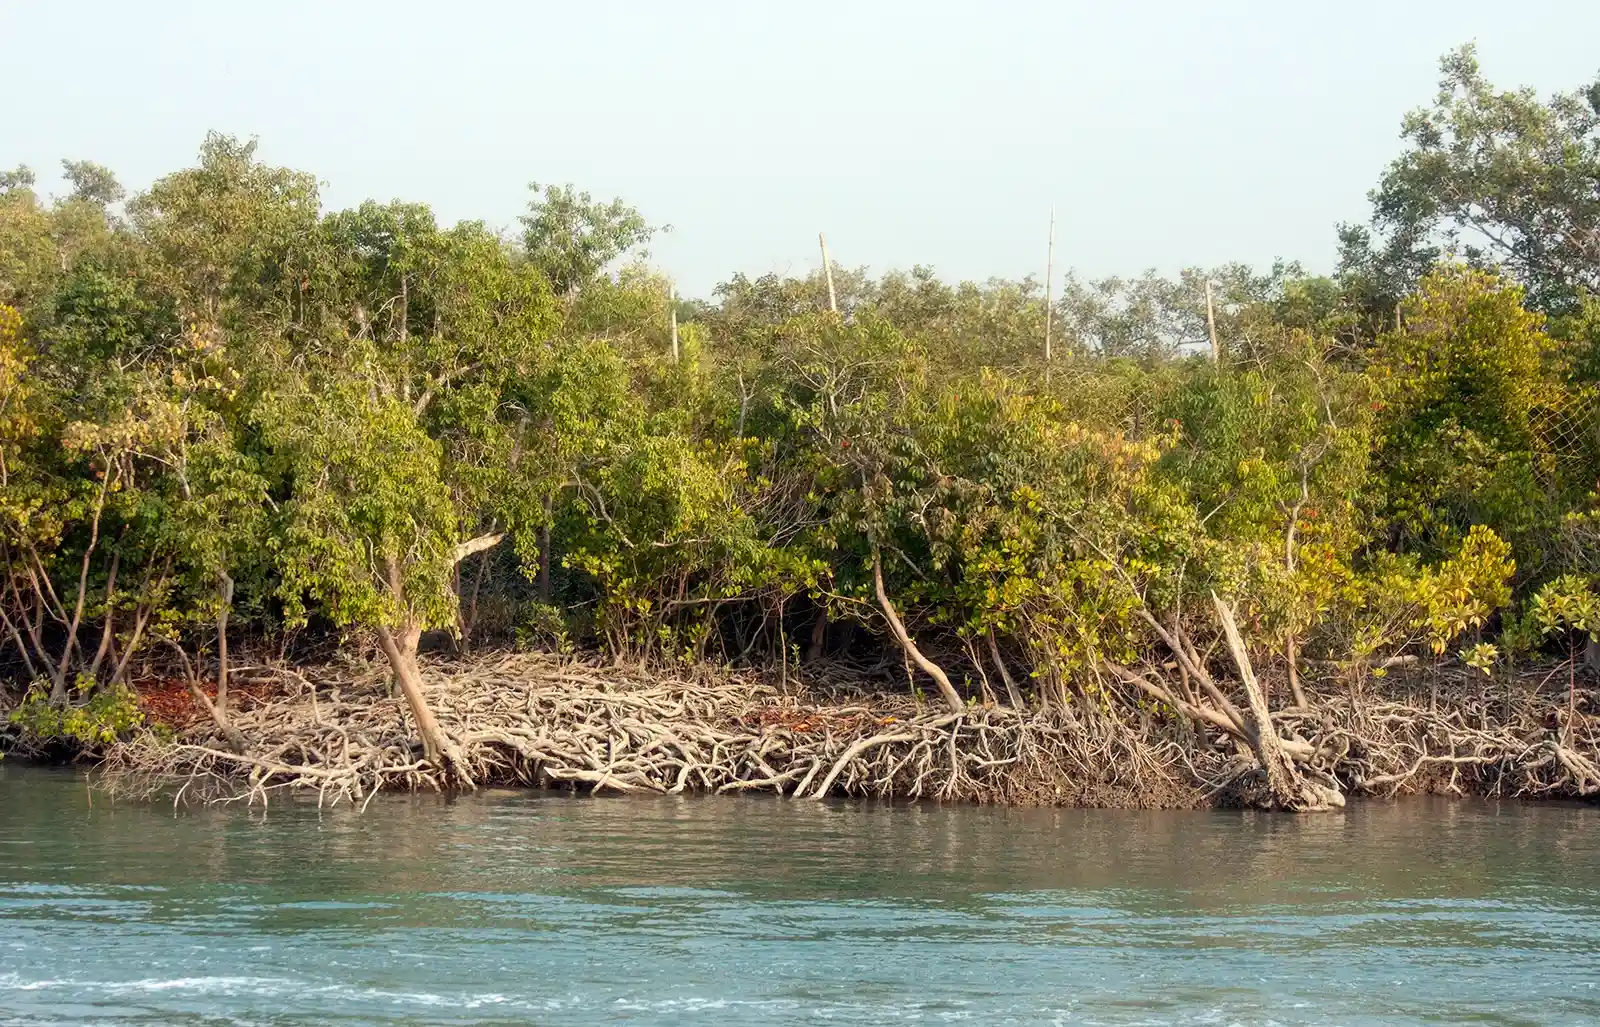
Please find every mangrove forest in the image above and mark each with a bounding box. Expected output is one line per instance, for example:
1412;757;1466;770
2;45;1599;812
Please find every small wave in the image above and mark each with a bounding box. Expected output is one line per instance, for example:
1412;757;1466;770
0;975;66;992
609;886;744;899
114;976;291;993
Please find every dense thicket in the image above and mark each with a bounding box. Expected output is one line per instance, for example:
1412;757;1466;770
2;47;1598;791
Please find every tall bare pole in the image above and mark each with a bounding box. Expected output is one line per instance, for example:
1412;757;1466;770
669;286;679;364
819;232;838;313
1044;207;1056;363
1205;280;1220;362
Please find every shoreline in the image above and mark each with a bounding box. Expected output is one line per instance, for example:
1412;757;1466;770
6;651;1593;811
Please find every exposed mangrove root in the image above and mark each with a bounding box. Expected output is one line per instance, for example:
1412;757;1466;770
96;650;1600;811
102;653;1194;808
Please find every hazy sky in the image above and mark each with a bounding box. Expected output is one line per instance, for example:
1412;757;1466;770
8;1;1600;296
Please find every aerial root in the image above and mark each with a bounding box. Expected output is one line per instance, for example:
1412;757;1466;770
102;652;1193;808
98;651;1600;810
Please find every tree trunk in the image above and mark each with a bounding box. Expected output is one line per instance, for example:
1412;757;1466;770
537;520;552;603
1285;633;1309;709
461;550;491;649
158;636;246;755
0;601;39;680
84;552;120;684
872;548;965;714
807;607;828;662
1569;640;1578;747
215;571;234;716
375;621;471;785
50;475;111;703
1136;609;1249;737
371;542;499;787
1213;594;1342;811
185;677;247;755
986;629;1027;709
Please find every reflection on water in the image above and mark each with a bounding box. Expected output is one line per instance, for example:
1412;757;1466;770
1;764;1597;1025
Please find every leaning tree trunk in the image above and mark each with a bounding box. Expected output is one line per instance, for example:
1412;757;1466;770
986;629;1027;710
156;636;247;755
1115;601;1343;812
373;538;505;786
872;548;966;714
184;677;248;756
375;621;472;785
1212;594;1343;811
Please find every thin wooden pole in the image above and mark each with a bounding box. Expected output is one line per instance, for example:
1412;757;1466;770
669;286;679;364
1205;280;1220;362
1044;207;1056;363
819;232;838;313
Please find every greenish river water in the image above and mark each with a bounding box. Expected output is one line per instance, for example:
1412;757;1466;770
1;765;1597;1026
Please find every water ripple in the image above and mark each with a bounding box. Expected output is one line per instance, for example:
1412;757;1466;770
1;766;1596;1026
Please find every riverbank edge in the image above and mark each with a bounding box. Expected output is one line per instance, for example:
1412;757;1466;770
5;651;1598;810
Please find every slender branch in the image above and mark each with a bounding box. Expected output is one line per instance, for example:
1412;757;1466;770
986;628;1027;709
52;469;113;697
85;551;121;683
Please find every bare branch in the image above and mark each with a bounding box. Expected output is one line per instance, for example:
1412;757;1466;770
451;533;505;567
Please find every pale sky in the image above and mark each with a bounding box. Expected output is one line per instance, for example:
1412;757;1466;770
7;1;1600;297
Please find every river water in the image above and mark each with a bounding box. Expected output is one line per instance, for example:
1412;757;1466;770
1;765;1597;1026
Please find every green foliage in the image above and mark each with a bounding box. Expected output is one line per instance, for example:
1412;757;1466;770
521;183;659;297
1370;267;1568;561
2;58;1599;722
1306;524;1513;668
264;372;462;634
1526;574;1600;642
9;679;143;746
1345;44;1600;315
61;160;124;207
0;167;36;193
1461;641;1499;676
